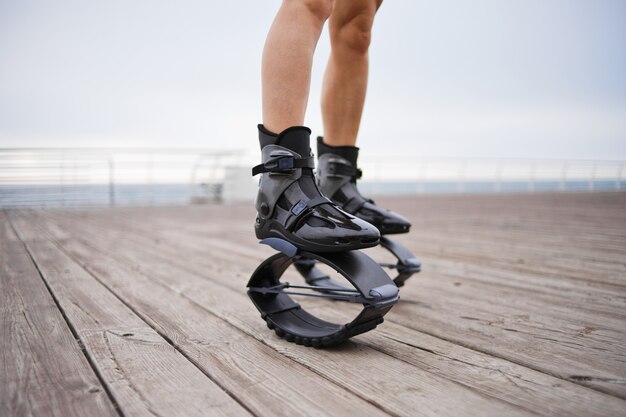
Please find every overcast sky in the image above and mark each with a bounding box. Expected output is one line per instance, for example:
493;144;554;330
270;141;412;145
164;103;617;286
1;0;625;160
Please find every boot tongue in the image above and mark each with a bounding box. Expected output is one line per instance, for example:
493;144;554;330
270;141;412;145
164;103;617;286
317;136;359;167
276;126;311;157
258;124;278;150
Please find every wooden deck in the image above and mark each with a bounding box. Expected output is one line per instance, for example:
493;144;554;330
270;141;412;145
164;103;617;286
2;192;626;417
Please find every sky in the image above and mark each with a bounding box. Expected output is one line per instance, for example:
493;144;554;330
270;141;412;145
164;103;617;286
0;0;625;160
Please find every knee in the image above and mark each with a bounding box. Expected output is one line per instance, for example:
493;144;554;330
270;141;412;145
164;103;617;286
285;0;334;22
330;14;373;54
330;3;380;54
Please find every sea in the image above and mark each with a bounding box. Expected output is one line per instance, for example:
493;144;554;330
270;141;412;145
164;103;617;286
1;180;623;208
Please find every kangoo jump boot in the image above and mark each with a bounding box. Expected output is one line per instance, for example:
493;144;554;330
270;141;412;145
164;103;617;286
253;125;380;252
316;137;411;235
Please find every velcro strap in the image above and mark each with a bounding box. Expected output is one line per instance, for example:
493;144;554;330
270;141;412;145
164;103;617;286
290;196;332;217
304;195;332;210
286;196;333;230
343;196;367;214
327;162;362;179
252;156;315;176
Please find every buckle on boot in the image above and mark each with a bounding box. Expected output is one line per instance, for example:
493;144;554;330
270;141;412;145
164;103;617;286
277;157;294;170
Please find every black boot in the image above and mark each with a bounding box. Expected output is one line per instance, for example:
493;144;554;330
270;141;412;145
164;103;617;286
253;125;380;252
316;137;411;235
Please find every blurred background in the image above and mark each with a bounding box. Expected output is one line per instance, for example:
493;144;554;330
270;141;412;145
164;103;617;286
1;0;625;207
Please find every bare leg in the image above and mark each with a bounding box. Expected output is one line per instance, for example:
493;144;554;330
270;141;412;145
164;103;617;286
321;0;382;146
316;1;411;233
262;0;334;133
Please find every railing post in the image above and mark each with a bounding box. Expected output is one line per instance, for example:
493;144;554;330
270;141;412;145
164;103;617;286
418;159;427;194
589;163;596;192
457;160;466;193
494;160;502;193
108;156;115;207
148;152;154;205
60;150;65;207
189;155;202;204
528;161;536;193
560;161;568;192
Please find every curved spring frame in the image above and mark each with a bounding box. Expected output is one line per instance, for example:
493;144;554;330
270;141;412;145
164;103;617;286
247;238;400;347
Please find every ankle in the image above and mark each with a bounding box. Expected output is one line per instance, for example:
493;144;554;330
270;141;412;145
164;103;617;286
317;136;359;167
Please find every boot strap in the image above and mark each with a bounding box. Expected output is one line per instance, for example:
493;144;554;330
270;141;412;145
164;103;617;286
285;196;333;231
327;162;362;180
252;156;315;176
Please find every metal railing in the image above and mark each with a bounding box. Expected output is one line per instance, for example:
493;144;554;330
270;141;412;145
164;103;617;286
0;148;624;207
357;156;626;195
0;148;247;207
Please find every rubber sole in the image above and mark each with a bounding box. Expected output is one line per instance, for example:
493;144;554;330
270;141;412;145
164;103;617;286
263;312;384;347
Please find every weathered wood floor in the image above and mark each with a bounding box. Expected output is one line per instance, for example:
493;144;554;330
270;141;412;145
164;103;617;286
2;192;626;417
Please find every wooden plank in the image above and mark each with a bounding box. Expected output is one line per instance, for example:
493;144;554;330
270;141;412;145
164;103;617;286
76;197;626;287
19;214;395;417
79;209;626;332
129;202;626;326
0;211;118;417
9;213;253;417
47;204;626;398
398;235;626;288
73;206;621;404
31;212;540;417
52;203;626;329
420;256;625;308
385;274;626;398
125;202;624;364
311;307;626;417
76;207;626;335
384;194;626;286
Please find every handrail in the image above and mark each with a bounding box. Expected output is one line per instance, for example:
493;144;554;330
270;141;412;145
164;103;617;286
0;148;623;207
0;148;245;207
